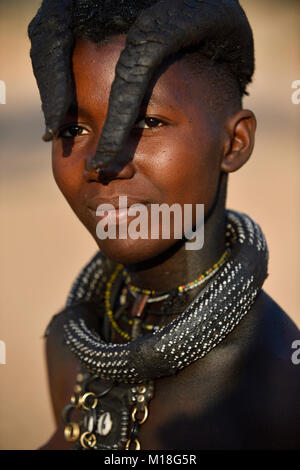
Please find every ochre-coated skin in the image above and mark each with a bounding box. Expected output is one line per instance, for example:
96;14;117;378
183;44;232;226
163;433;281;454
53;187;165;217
40;38;299;449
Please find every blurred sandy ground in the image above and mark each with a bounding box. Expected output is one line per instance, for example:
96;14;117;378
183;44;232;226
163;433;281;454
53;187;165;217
0;0;299;450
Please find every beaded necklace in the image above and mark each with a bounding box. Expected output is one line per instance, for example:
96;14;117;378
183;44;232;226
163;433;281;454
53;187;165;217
122;247;230;303
105;247;230;341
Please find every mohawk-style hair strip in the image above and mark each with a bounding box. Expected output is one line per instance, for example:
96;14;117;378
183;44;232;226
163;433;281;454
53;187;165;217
28;0;254;171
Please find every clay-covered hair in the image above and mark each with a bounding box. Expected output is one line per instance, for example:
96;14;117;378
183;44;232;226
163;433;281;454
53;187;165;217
28;0;254;172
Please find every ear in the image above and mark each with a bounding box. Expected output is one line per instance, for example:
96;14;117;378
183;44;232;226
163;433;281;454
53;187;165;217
221;109;257;173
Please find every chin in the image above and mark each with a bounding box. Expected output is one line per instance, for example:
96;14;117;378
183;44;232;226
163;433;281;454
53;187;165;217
94;237;178;266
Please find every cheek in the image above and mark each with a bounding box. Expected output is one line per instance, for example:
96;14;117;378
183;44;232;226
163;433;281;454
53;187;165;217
136;124;222;209
51;141;85;210
183;136;222;207
175;122;222;209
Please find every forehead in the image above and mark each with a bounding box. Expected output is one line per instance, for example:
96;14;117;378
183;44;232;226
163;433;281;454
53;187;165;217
71;36;210;117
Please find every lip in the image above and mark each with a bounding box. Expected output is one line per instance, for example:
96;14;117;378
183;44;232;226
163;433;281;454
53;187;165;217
87;196;149;225
87;195;149;212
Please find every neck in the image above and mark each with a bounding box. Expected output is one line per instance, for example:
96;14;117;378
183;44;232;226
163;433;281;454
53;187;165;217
125;173;228;292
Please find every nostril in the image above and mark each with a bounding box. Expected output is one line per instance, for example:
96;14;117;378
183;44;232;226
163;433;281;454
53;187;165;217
97;166;121;184
83;166;102;182
83;164;116;184
84;154;134;183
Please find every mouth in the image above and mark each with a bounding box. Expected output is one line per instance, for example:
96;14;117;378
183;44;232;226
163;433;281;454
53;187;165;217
87;196;149;225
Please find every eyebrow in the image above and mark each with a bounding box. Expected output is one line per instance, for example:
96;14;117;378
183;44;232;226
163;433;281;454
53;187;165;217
141;91;177;112
64;102;95;121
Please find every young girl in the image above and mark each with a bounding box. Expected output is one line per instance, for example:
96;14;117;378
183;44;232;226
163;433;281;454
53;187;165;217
28;0;299;450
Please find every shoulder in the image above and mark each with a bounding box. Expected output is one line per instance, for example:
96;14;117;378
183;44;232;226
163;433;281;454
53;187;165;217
44;301;103;420
238;290;300;447
219;289;299;370
241;289;300;386
42;251;116;421
195;290;300;449
250;290;299;357
40;301;103;449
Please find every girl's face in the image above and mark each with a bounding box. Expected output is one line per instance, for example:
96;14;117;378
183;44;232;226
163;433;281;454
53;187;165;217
52;36;226;264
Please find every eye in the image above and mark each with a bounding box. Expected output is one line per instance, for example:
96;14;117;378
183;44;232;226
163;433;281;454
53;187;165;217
134;117;164;130
57;125;89;139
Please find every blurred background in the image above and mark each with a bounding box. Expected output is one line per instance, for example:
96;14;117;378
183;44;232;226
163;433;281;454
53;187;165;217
0;0;299;450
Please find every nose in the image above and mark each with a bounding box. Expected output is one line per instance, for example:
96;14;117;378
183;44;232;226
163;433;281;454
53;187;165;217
83;155;135;184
